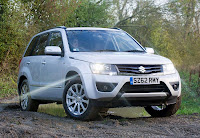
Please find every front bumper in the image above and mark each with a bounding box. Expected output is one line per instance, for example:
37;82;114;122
82;72;181;105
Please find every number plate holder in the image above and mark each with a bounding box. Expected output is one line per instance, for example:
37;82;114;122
130;77;160;85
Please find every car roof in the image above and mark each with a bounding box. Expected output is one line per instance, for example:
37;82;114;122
32;27;121;38
66;27;120;31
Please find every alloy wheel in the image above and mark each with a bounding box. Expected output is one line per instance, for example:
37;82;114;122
66;84;89;115
21;83;29;110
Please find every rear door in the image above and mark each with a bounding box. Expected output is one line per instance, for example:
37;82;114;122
40;31;65;101
23;35;41;89
28;33;50;99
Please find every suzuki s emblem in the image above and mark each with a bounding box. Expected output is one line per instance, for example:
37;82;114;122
138;66;146;73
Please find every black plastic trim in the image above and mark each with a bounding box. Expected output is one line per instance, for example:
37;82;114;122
96;82;117;92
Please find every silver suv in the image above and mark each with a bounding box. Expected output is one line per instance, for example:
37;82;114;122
18;26;181;120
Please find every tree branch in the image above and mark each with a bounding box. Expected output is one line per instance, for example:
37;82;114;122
96;0;103;4
113;3;155;27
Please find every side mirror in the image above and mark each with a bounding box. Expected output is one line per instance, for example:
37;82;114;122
45;46;62;56
145;47;154;54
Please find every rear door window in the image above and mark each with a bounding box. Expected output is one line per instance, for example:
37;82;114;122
24;36;39;57
32;33;49;56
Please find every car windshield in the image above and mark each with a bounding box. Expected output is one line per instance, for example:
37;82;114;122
66;30;145;52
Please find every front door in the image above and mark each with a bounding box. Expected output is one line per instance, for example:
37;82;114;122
40;31;65;101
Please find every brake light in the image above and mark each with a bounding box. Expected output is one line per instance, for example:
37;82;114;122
19;58;22;65
18;58;22;73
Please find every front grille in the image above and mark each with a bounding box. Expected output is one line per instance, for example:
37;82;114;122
120;82;169;93
116;64;163;74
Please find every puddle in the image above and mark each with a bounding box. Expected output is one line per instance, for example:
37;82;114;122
0;97;20;112
0;106;5;112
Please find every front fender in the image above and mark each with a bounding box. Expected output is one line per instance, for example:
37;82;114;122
65;60;92;99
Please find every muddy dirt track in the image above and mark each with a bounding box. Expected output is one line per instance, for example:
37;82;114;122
0;104;199;137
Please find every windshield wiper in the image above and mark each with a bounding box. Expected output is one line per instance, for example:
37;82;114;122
124;50;145;52
94;49;117;52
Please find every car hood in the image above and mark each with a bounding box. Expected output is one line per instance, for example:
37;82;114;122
69;52;172;65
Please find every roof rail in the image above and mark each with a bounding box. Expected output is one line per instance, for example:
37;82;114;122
47;26;67;31
110;27;121;30
55;26;67;29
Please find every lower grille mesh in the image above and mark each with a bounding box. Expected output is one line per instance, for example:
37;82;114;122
120;82;169;93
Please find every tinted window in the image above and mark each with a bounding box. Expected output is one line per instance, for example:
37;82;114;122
24;36;39;57
115;33;142;51
49;32;64;55
66;30;144;52
32;33;49;56
49;32;63;49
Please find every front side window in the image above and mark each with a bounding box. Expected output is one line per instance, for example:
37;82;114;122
49;32;63;51
66;30;144;52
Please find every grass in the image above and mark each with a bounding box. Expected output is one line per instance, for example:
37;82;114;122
0;75;18;99
177;71;200;114
38;103;66;117
38;104;149;118
108;107;149;118
177;96;200;114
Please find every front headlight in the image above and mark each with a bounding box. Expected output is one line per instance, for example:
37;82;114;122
90;63;118;75
163;63;176;75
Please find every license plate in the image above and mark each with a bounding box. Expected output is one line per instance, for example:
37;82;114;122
130;77;160;85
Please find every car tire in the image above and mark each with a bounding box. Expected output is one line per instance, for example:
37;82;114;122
144;96;181;117
19;79;39;112
63;79;100;120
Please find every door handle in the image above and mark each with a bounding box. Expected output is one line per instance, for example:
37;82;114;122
26;62;30;65
42;61;46;65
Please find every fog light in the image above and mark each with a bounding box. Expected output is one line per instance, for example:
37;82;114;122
170;82;179;91
96;82;117;92
173;84;178;89
103;85;108;91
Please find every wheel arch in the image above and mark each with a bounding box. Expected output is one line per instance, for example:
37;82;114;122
64;69;91;98
65;71;81;86
18;75;27;95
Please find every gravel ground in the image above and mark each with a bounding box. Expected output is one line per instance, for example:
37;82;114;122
0;103;199;138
